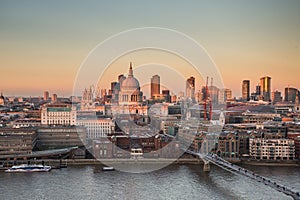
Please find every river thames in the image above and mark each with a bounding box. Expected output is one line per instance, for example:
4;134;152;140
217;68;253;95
1;164;299;200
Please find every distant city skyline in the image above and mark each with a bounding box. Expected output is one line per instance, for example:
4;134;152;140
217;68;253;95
1;63;299;100
1;1;300;97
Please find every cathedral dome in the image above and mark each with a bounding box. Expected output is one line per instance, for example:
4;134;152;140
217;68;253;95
120;62;140;91
121;76;140;90
118;62;143;105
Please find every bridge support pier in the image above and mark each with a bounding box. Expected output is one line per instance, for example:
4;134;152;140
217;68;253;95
203;162;210;172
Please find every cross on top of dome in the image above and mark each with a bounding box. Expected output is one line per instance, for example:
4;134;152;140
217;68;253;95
120;62;140;90
129;62;133;77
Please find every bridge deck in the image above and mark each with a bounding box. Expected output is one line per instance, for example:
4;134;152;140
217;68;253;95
185;149;300;200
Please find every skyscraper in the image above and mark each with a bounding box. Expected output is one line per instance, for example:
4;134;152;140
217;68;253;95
162;90;170;102
260;76;271;101
44;91;49;101
186;76;195;100
51;94;57;102
272;90;282;104
219;88;232;104
209;85;219;104
151;75;160;99
242;80;250;101
284;87;299;103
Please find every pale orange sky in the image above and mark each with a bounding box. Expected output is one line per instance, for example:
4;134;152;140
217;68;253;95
1;1;299;98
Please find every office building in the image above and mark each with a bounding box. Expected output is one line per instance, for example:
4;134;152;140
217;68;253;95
260;76;271;101
0;128;38;156
209;86;219;104
151;75;160;99
51;93;57;102
249;138;295;160
295;136;300;159
242;80;250;101
77;112;114;139
37;126;86;150
162;90;171;102
186;76;195;101
284;87;299;103
41;103;77;126
219;88;232;104
44;91;49;101
271;90;282;104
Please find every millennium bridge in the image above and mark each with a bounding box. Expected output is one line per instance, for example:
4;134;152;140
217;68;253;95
184;149;300;200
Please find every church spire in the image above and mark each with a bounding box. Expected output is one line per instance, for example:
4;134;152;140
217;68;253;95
128;62;133;77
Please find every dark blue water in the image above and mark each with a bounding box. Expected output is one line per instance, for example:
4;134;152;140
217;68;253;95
1;164;299;200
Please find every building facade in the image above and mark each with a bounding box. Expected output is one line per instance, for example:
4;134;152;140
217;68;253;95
0;128;38;156
92;134;179;159
151;75;160;99
242;80;250;101
294;136;300;159
272;90;282;104
249;138;295;160
186;76;195;101
37;126;86;150
77;116;114;139
284;87;299;103
260;76;271;101
218;88;232;104
51;94;57;102
110;63;148;115
44;91;49;101
217;133;239;159
118;63;143;105
41;103;77;126
81;86;95;111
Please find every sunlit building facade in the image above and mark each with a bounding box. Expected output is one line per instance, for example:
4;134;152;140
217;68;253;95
249;138;295;160
260;76;271;101
41;103;76;126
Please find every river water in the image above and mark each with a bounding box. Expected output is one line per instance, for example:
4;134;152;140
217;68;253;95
1;164;299;200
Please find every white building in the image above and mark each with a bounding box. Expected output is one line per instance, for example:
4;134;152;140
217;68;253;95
76;117;114;139
249;138;295;160
41;103;76;126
